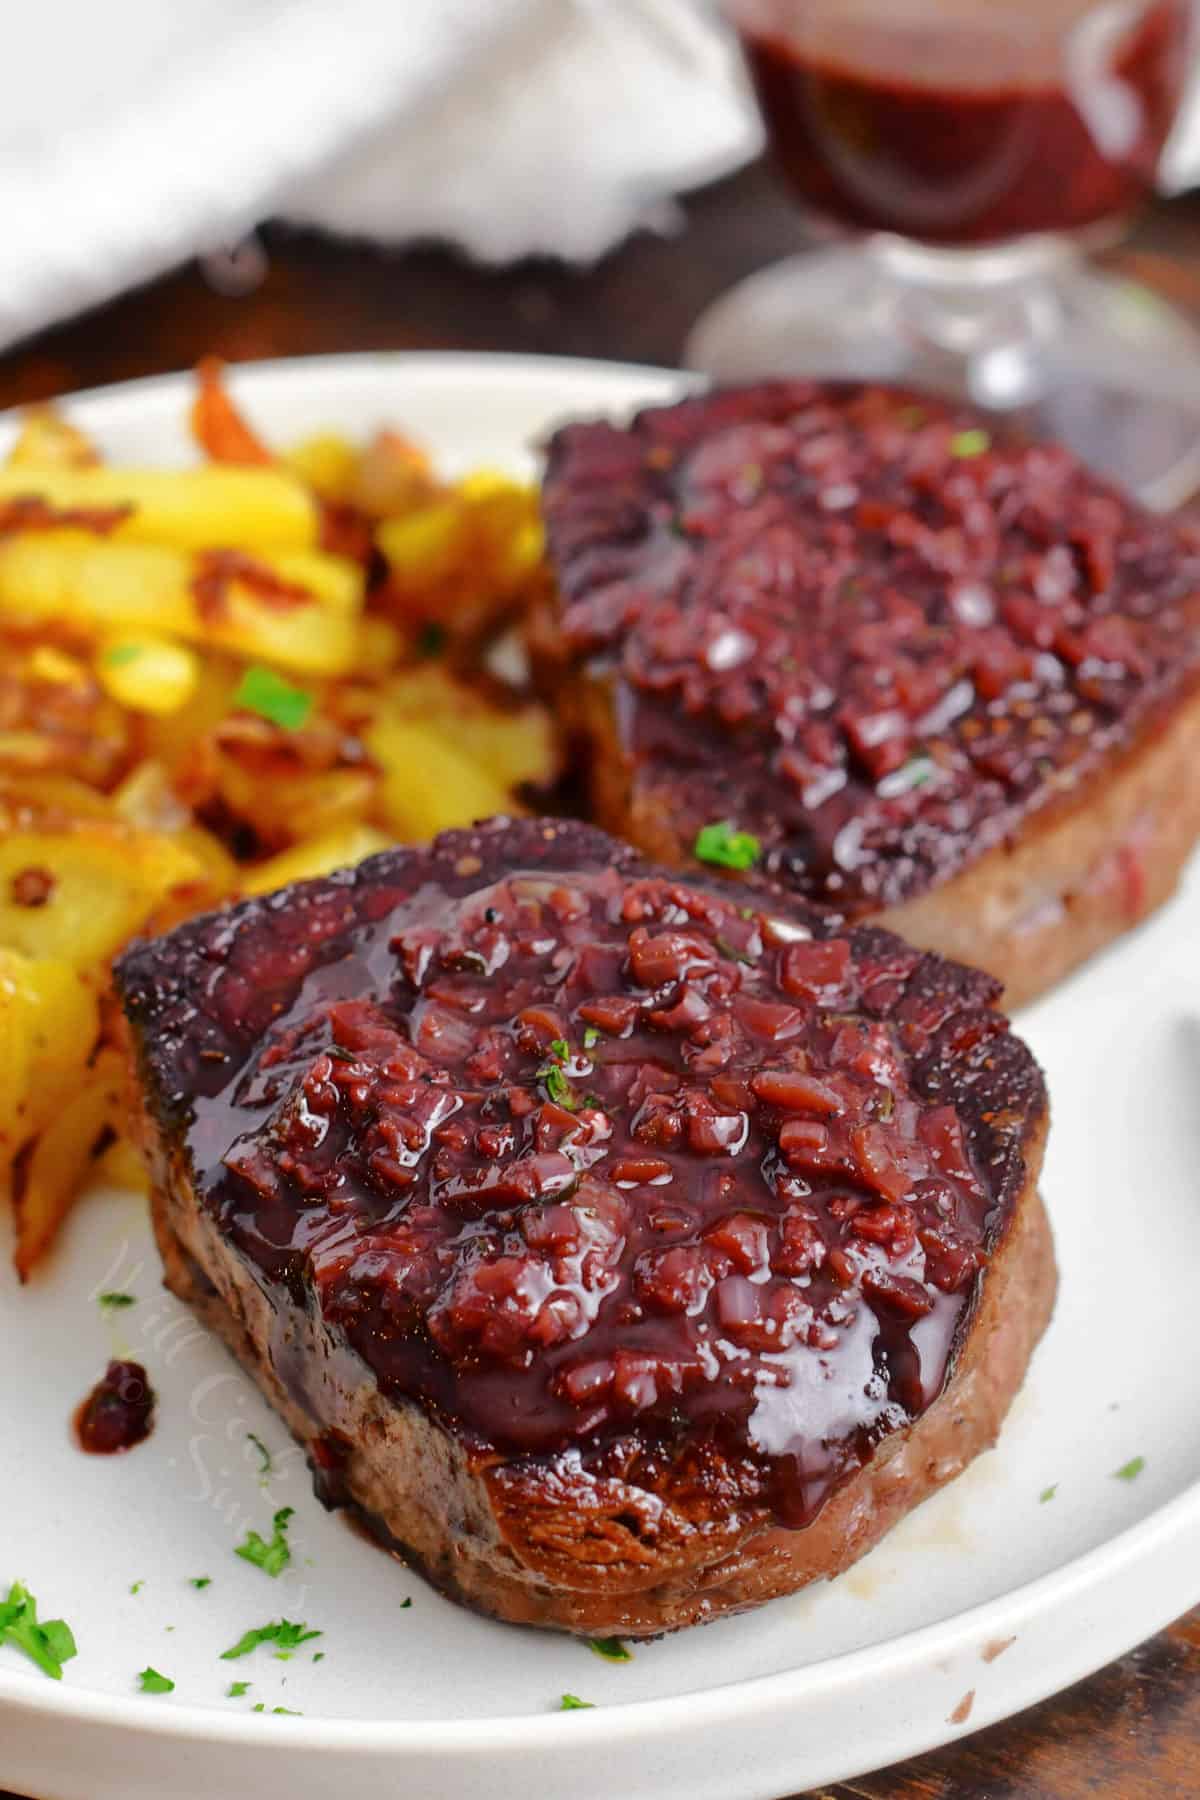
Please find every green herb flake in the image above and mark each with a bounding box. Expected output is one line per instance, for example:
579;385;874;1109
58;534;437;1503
560;1693;595;1710
221;1620;322;1661
253;1703;301;1715
0;1582;78;1680
583;1026;600;1050
1114;1456;1145;1483
190;1577;212;1590
227;1680;251;1698
417;622;447;658
138;1666;174;1695
103;643;143;668
587;1636;632;1663
233;665;314;733
950;428;991;460
130;1581;145;1596
1039;1484;1058;1503
400;1598;412;1610
539;1062;579;1112
98;1291;136;1310
312;1651;325;1662
693;820;760;873
235;1507;295;1579
247;1432;272;1476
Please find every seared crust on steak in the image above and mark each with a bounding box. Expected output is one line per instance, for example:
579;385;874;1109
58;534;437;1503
536;382;1200;1007
117;817;1055;1636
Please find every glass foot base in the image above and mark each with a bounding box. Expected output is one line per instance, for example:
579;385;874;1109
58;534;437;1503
685;245;1200;510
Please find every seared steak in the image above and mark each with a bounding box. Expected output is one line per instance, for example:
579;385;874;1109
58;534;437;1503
536;382;1200;1007
116;817;1054;1636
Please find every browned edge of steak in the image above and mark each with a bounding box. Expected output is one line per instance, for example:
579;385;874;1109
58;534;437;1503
548;653;1200;1012
135;1083;1053;1639
117;817;1056;1636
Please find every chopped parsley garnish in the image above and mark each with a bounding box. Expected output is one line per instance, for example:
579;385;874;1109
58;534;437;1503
233;665;314;732
950;428;991;459
399;1598;412;1610
247;1432;272;1476
191;1578;212;1590
98;1291;136;1310
102;643;144;668
583;1026;600;1050
417;622;447;658
1114;1456;1145;1482
693;820;760;872
538;1042;580;1111
0;1582;78;1680
221;1620;321;1661
138;1666;174;1695
1039;1485;1058;1503
587;1636;632;1663
560;1693;595;1710
235;1507;295;1579
253;1703;301;1715
130;1581;145;1595
227;1680;251;1698
313;1651;325;1661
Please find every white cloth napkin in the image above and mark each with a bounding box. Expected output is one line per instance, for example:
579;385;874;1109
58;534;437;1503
0;0;1196;355
0;0;759;352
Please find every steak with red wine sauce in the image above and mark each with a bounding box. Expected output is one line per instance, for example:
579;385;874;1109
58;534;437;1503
116;817;1054;1636
535;382;1200;1007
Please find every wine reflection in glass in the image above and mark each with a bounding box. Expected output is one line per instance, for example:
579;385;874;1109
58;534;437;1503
689;0;1199;505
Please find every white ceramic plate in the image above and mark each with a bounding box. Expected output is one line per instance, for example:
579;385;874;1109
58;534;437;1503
2;353;1199;1800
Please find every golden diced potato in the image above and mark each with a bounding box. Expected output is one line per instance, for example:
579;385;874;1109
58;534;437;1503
350;429;437;517
27;646;90;687
96;1135;150;1194
0;534;362;675
0;826;205;969
0;951;33;1168
13;1046;125;1280
366;716;516;841
0;774;115;828
284;433;359;500
97;637;199;715
19;956;102;1137
4;406;99;470
377;500;464;586
0;949;99;1171
379;667;556;792
0;463;318;549
354;615;403;675
111;760;191;832
241;824;392;895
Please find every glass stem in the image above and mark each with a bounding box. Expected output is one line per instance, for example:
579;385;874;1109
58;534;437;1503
865;233;1079;408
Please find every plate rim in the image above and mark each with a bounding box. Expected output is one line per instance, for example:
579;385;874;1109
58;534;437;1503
2;1478;1198;1752
2;348;1198;1778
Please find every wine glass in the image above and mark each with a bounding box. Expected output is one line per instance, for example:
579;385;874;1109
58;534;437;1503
688;0;1200;507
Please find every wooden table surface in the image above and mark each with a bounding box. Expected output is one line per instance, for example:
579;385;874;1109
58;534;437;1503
1;159;1198;1800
